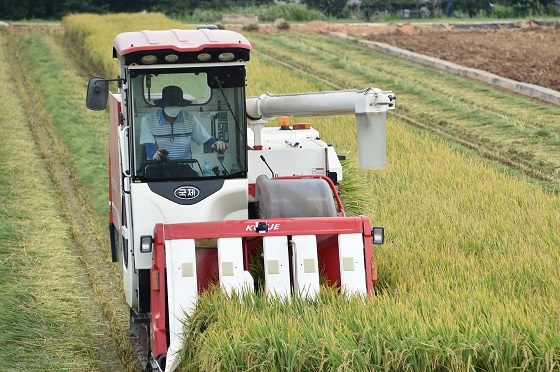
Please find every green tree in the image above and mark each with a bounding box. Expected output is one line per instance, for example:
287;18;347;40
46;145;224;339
0;0;30;19
0;0;108;19
106;0;150;12
304;0;348;17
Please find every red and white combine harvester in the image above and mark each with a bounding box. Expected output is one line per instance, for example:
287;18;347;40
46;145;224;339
86;25;395;371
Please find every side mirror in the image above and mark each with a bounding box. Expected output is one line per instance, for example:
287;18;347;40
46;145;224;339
86;77;109;110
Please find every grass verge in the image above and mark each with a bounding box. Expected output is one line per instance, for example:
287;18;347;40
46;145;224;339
0;30;114;371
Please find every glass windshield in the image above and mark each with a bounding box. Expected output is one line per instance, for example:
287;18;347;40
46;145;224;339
129;66;247;181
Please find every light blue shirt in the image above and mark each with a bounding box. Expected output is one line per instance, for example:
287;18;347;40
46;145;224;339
140;109;215;159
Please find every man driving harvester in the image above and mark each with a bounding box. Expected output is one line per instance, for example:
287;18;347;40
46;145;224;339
140;85;227;163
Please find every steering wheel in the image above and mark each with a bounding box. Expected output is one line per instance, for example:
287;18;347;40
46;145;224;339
139;159;202;178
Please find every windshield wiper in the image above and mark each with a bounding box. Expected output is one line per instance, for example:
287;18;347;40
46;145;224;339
212;76;244;140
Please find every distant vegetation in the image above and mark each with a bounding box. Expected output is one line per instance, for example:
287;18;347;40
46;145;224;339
2;0;559;23
181;3;328;24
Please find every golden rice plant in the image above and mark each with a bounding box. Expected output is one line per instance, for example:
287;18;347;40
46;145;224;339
180;53;560;370
63;13;184;77
63;13;560;370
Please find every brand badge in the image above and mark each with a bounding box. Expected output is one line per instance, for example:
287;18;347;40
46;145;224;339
174;186;200;200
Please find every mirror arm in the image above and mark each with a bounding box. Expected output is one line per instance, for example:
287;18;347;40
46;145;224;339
101;76;126;87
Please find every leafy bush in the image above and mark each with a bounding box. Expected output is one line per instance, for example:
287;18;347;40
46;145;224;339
242;23;259;31
182;8;224;23
545;3;560;14
254;3;328;22
274;18;290;30
492;4;517;17
177;3;327;23
511;0;542;16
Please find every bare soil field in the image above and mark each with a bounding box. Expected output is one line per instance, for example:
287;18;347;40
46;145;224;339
253;21;560;91
365;24;560;91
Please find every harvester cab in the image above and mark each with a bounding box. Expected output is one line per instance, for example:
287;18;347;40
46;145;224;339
86;25;395;372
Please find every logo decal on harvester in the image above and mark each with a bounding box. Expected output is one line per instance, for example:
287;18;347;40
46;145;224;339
174;186;200;200
246;222;281;232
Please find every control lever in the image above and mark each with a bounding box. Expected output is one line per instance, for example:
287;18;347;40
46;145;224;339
215;151;230;175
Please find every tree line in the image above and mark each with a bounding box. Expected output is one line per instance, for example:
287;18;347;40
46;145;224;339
3;0;275;20
1;0;558;21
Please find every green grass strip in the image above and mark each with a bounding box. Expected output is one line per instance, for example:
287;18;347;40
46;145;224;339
21;31;110;217
14;30;139;369
0;31;110;371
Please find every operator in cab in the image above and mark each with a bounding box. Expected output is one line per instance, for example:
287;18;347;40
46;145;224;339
140;85;227;163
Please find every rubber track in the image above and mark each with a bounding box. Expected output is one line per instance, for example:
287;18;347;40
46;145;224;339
8;32;141;371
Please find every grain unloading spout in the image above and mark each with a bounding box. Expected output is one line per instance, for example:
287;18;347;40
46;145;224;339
354;89;395;169
246;88;395;169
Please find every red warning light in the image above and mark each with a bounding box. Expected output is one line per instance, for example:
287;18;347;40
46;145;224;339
293;123;310;130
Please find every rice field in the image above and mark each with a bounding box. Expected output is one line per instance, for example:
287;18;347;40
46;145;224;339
3;12;558;371
247;32;560;190
0;30;118;370
178;41;560;371
63;13;184;78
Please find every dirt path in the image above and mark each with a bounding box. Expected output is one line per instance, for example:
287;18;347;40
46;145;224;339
364;24;560;92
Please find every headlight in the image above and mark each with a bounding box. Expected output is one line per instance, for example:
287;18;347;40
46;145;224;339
140;54;158;64
372;227;384;245
218;52;235;62
140;235;153;253
197;53;211;62
165;54;179;62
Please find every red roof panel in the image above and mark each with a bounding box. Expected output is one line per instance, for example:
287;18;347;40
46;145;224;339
113;28;252;56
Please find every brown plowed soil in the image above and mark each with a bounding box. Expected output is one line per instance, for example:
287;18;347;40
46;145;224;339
251;21;560;91
364;25;560;91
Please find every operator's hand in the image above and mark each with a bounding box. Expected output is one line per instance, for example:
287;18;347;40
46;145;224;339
213;141;228;152
153;149;168;161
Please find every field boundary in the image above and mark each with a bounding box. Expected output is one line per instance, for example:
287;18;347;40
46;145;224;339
10;31;140;371
330;32;560;106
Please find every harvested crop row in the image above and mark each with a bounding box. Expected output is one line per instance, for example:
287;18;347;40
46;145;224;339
260;22;560;93
0;31;119;371
247;32;560;189
2;27;144;370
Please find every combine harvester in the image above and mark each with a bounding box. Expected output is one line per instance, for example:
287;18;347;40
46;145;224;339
86;25;395;371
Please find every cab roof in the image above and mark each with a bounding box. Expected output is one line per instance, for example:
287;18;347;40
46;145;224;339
113;28;252;57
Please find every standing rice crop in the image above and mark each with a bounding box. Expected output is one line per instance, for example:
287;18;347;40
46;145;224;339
61;13;560;370
63;13;184;77
180;52;560;371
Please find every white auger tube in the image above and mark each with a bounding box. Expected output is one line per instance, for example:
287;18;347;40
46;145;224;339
246;88;395;169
